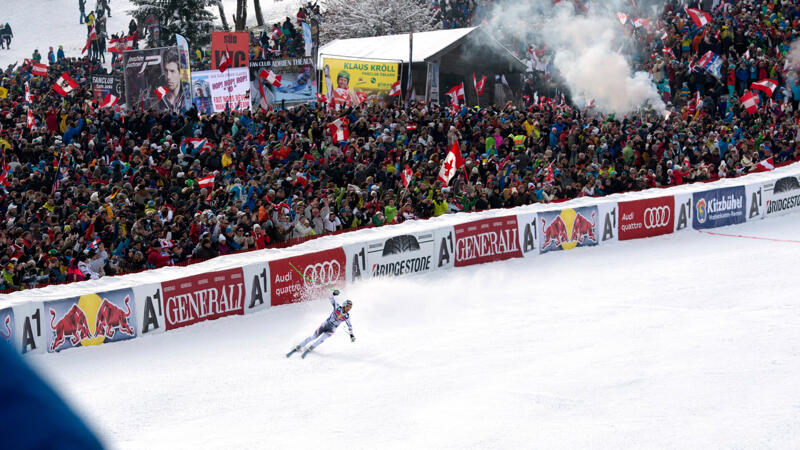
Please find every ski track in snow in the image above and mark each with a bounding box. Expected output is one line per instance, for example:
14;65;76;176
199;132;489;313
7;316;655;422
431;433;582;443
28;213;800;449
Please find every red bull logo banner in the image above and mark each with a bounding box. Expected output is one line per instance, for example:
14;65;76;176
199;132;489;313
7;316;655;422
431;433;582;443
453;216;522;267
162;268;246;331
45;289;137;353
539;206;599;254
269;248;346;306
0;307;13;344
618;196;674;241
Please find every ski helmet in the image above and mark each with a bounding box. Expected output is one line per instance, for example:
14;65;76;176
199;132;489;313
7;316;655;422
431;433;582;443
343;299;353;309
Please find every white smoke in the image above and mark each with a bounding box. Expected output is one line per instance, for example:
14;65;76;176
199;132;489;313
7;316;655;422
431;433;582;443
786;39;800;84
487;0;665;115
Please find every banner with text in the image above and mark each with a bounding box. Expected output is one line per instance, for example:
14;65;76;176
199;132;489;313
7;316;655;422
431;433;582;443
90;74;124;106
618;196;674;240
191;68;250;112
320;57;399;96
692;186;746;229
161;268;246;331
453;216;522;267
269;248;346;306
211;31;250;70
249;57;316;107
123;46;192;113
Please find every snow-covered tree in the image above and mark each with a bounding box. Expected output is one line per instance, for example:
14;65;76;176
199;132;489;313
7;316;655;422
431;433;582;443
129;0;216;47
320;0;440;44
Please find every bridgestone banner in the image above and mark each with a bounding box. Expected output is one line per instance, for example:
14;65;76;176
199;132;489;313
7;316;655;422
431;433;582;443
346;232;436;283
763;175;800;217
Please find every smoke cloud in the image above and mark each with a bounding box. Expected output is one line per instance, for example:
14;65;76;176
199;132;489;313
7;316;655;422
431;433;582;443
487;0;665;115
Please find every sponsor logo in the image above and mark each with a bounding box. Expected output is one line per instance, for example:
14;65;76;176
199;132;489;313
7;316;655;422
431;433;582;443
49;305;92;352
692;187;745;229
162;269;245;330
0;315;10;340
539;206;599;253
696;195;742;224
765;176;800;215
619;197;674;240
695;198;708;224
766;195;800;214
47;291;137;352
371;256;431;276
454;217;522;266
303;260;342;287
643;206;671;229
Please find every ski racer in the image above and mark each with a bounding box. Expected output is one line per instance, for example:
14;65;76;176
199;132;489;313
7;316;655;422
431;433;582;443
288;290;354;358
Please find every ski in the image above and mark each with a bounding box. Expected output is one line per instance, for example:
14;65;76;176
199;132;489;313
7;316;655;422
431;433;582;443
301;346;314;359
286;346;301;358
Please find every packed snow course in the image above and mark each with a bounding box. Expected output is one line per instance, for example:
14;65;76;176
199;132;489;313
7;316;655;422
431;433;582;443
28;208;800;449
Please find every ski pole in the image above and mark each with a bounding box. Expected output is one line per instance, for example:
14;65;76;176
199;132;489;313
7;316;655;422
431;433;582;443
288;261;337;293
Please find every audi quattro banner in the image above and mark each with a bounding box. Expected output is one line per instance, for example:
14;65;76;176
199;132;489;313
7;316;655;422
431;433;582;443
516;212;539;258
453;216;523;267
763;175;800;217
346;232;436;282
10;301;45;354
269;248;346;306
0;306;14;350
539;206;599;254
618;196;674;240
161;268;246;331
45;289;137;353
673;192;693;232
692;186;746;229
132;283;166;336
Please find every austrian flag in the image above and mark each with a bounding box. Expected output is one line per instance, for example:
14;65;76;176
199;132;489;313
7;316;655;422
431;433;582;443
750;79;778;98
258;69;282;87
401;165;414;188
686;8;712;28
740;91;759;115
329;117;349;144
388;80;401;97
154;86;168;100
32;62;48;77
52;73;79;97
473;73;486;95
100;93;118;108
197;174;215;189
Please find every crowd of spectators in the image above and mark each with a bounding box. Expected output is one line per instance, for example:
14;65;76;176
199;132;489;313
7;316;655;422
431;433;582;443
0;0;799;291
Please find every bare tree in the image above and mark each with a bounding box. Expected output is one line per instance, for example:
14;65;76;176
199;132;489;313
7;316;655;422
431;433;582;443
234;0;248;31
217;0;230;31
320;0;440;44
253;0;265;27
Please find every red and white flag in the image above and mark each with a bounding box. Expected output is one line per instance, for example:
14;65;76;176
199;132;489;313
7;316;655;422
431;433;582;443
218;46;232;73
400;165;414;188
631;17;651;28
740;91;759;115
388;79;402;97
31;62;48;77
82;25;97;54
24;81;32;103
406;124;417;131
52;73;79;96
662;46;675;58
750;79;779;98
754;157;775;172
197;174;215;189
438;141;465;185
258;69;282;87
329;117;349;144
686;8;712;28
108;35;135;53
616;12;629;25
294;172;308;187
316;92;327;103
27;109;35;130
154;86;168;100
159;239;175;249
355;91;368;105
446;82;466;102
100;93;119;108
473;73;486;95
544;161;555;185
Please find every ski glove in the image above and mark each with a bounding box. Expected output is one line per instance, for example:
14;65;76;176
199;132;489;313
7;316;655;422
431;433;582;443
350;334;355;342
332;290;340;296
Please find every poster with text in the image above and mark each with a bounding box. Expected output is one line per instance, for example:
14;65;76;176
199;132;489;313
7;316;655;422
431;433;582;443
192;68;250;112
123;46;192;113
249;57;317;107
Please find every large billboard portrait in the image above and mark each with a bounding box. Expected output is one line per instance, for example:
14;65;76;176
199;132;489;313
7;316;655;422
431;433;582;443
249;57;316;108
319;57;399;110
123;46;192;114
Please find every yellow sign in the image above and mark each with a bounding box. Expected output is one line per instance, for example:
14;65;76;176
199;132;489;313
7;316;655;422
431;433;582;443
0;86;7;99
320;57;399;95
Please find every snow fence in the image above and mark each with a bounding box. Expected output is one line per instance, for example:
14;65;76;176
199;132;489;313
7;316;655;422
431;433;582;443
3;162;799;354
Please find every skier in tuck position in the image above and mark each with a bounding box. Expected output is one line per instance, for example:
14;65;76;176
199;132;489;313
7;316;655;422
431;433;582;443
288;290;354;358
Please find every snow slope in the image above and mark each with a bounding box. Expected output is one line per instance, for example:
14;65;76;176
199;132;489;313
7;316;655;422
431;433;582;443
28;213;800;449
0;0;305;69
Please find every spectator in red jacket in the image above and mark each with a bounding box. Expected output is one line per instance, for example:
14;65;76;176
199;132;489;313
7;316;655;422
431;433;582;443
146;241;171;268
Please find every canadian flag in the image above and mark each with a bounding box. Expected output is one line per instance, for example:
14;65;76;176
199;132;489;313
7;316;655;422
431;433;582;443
616;12;629;25
218;46;232;73
100;93;119;108
258;69;282;87
82;25;96;54
197;174;215;189
686;8;712;28
52;73;79;97
388;80;402;97
740;91;759;115
473;73;486;95
754;157;775;172
438;141;465;185
750;79;779;98
154;86;168;100
32;62;48;77
329;117;349;144
159;239;175;249
400;164;414;188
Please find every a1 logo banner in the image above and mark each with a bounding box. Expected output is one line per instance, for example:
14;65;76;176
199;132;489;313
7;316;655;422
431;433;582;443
433;226;457;270
242;262;270;314
745;182;767;221
45;289;137;353
515;212;539;258
345;241;369;284
132;283;165;336
10;301;45;354
597;201;619;244
539;206;599;254
673;192;693;232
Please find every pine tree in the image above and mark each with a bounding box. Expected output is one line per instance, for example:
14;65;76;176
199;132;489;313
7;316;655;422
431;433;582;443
130;0;216;47
319;0;440;44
